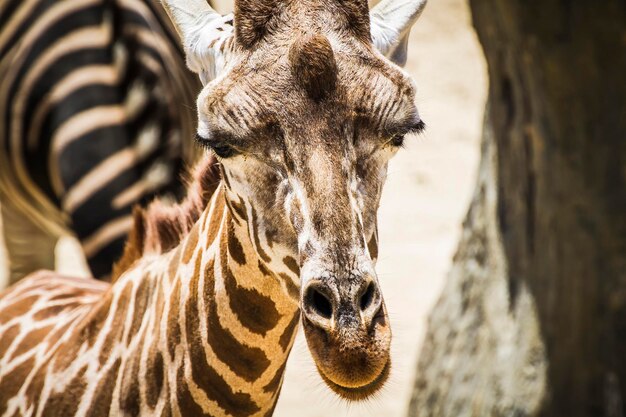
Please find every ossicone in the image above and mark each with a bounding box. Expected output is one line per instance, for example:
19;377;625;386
288;34;338;102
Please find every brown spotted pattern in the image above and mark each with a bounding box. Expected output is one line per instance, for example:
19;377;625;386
0;179;301;417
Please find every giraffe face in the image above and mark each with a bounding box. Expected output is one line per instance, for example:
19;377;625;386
183;0;424;400
193;0;423;401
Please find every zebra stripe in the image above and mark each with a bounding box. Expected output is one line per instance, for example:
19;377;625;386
0;0;201;280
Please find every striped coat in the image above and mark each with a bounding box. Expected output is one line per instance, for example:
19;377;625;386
0;0;201;280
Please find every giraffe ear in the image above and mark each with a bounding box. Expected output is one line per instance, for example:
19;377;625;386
370;0;427;67
161;0;234;84
234;0;279;48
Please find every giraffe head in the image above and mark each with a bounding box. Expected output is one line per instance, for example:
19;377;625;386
163;0;425;400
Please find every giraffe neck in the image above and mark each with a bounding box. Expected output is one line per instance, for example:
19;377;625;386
0;181;301;417
155;184;301;416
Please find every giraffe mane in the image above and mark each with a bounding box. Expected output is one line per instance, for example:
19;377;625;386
112;156;221;281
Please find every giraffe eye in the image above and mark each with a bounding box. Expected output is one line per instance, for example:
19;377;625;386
195;134;239;158
210;143;239;158
390;134;405;147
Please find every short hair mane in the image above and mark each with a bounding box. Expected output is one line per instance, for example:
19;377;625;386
111;156;221;281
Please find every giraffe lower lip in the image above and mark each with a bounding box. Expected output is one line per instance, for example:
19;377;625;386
316;359;391;401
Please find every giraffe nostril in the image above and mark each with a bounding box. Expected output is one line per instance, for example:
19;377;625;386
307;287;333;319
360;282;375;311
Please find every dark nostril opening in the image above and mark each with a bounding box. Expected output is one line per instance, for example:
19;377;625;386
360;282;375;311
307;288;332;319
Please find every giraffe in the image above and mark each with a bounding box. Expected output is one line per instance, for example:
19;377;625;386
0;0;427;415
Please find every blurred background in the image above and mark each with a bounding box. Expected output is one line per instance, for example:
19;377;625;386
2;0;624;416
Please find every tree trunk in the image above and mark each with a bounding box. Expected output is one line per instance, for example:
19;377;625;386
408;2;626;417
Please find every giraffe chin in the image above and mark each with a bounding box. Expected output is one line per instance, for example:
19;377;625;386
316;359;391;401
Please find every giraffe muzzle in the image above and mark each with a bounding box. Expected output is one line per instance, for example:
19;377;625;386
301;276;392;400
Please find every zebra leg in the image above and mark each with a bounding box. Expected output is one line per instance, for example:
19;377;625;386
1;200;59;285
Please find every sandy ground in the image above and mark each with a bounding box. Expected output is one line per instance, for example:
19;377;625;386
0;0;486;415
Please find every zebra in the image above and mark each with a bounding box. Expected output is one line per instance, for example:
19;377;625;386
0;0;202;282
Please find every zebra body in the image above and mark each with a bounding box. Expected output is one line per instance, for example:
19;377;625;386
0;0;200;280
